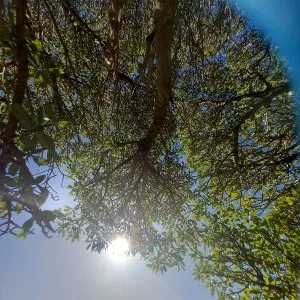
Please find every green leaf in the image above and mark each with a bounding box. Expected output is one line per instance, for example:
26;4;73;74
35;74;44;85
35;132;55;153
36;132;59;161
11;103;32;129
291;189;298;197
18;135;37;151
37;106;44;125
33;156;48;166
0;199;9;216
285;197;294;206
43;210;56;221
31;39;43;53
8;163;20;176
5;177;21;187
37;188;49;206
250;289;261;294
35;175;46;184
17;229;26;238
49;67;65;77
44;102;55;120
34;175;46;184
57;120;69;129
22;217;34;233
15;202;23;213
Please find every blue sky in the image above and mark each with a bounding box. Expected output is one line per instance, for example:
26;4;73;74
0;235;215;300
230;0;300;131
1;1;300;300
1;169;216;300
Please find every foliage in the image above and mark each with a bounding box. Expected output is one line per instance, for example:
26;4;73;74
0;0;299;298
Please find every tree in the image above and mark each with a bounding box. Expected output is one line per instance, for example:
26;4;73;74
0;0;299;298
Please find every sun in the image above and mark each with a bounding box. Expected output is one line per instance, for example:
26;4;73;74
107;237;130;260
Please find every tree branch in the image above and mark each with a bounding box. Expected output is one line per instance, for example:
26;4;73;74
139;0;178;152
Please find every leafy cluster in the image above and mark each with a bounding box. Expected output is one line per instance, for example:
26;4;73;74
0;0;299;298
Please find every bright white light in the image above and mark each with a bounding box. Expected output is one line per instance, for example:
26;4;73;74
107;237;130;261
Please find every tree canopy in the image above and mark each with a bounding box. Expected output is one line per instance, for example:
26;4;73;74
0;0;299;298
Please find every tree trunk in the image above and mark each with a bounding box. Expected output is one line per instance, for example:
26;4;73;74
139;0;178;152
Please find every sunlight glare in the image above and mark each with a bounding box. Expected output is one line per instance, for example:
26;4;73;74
107;237;130;261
